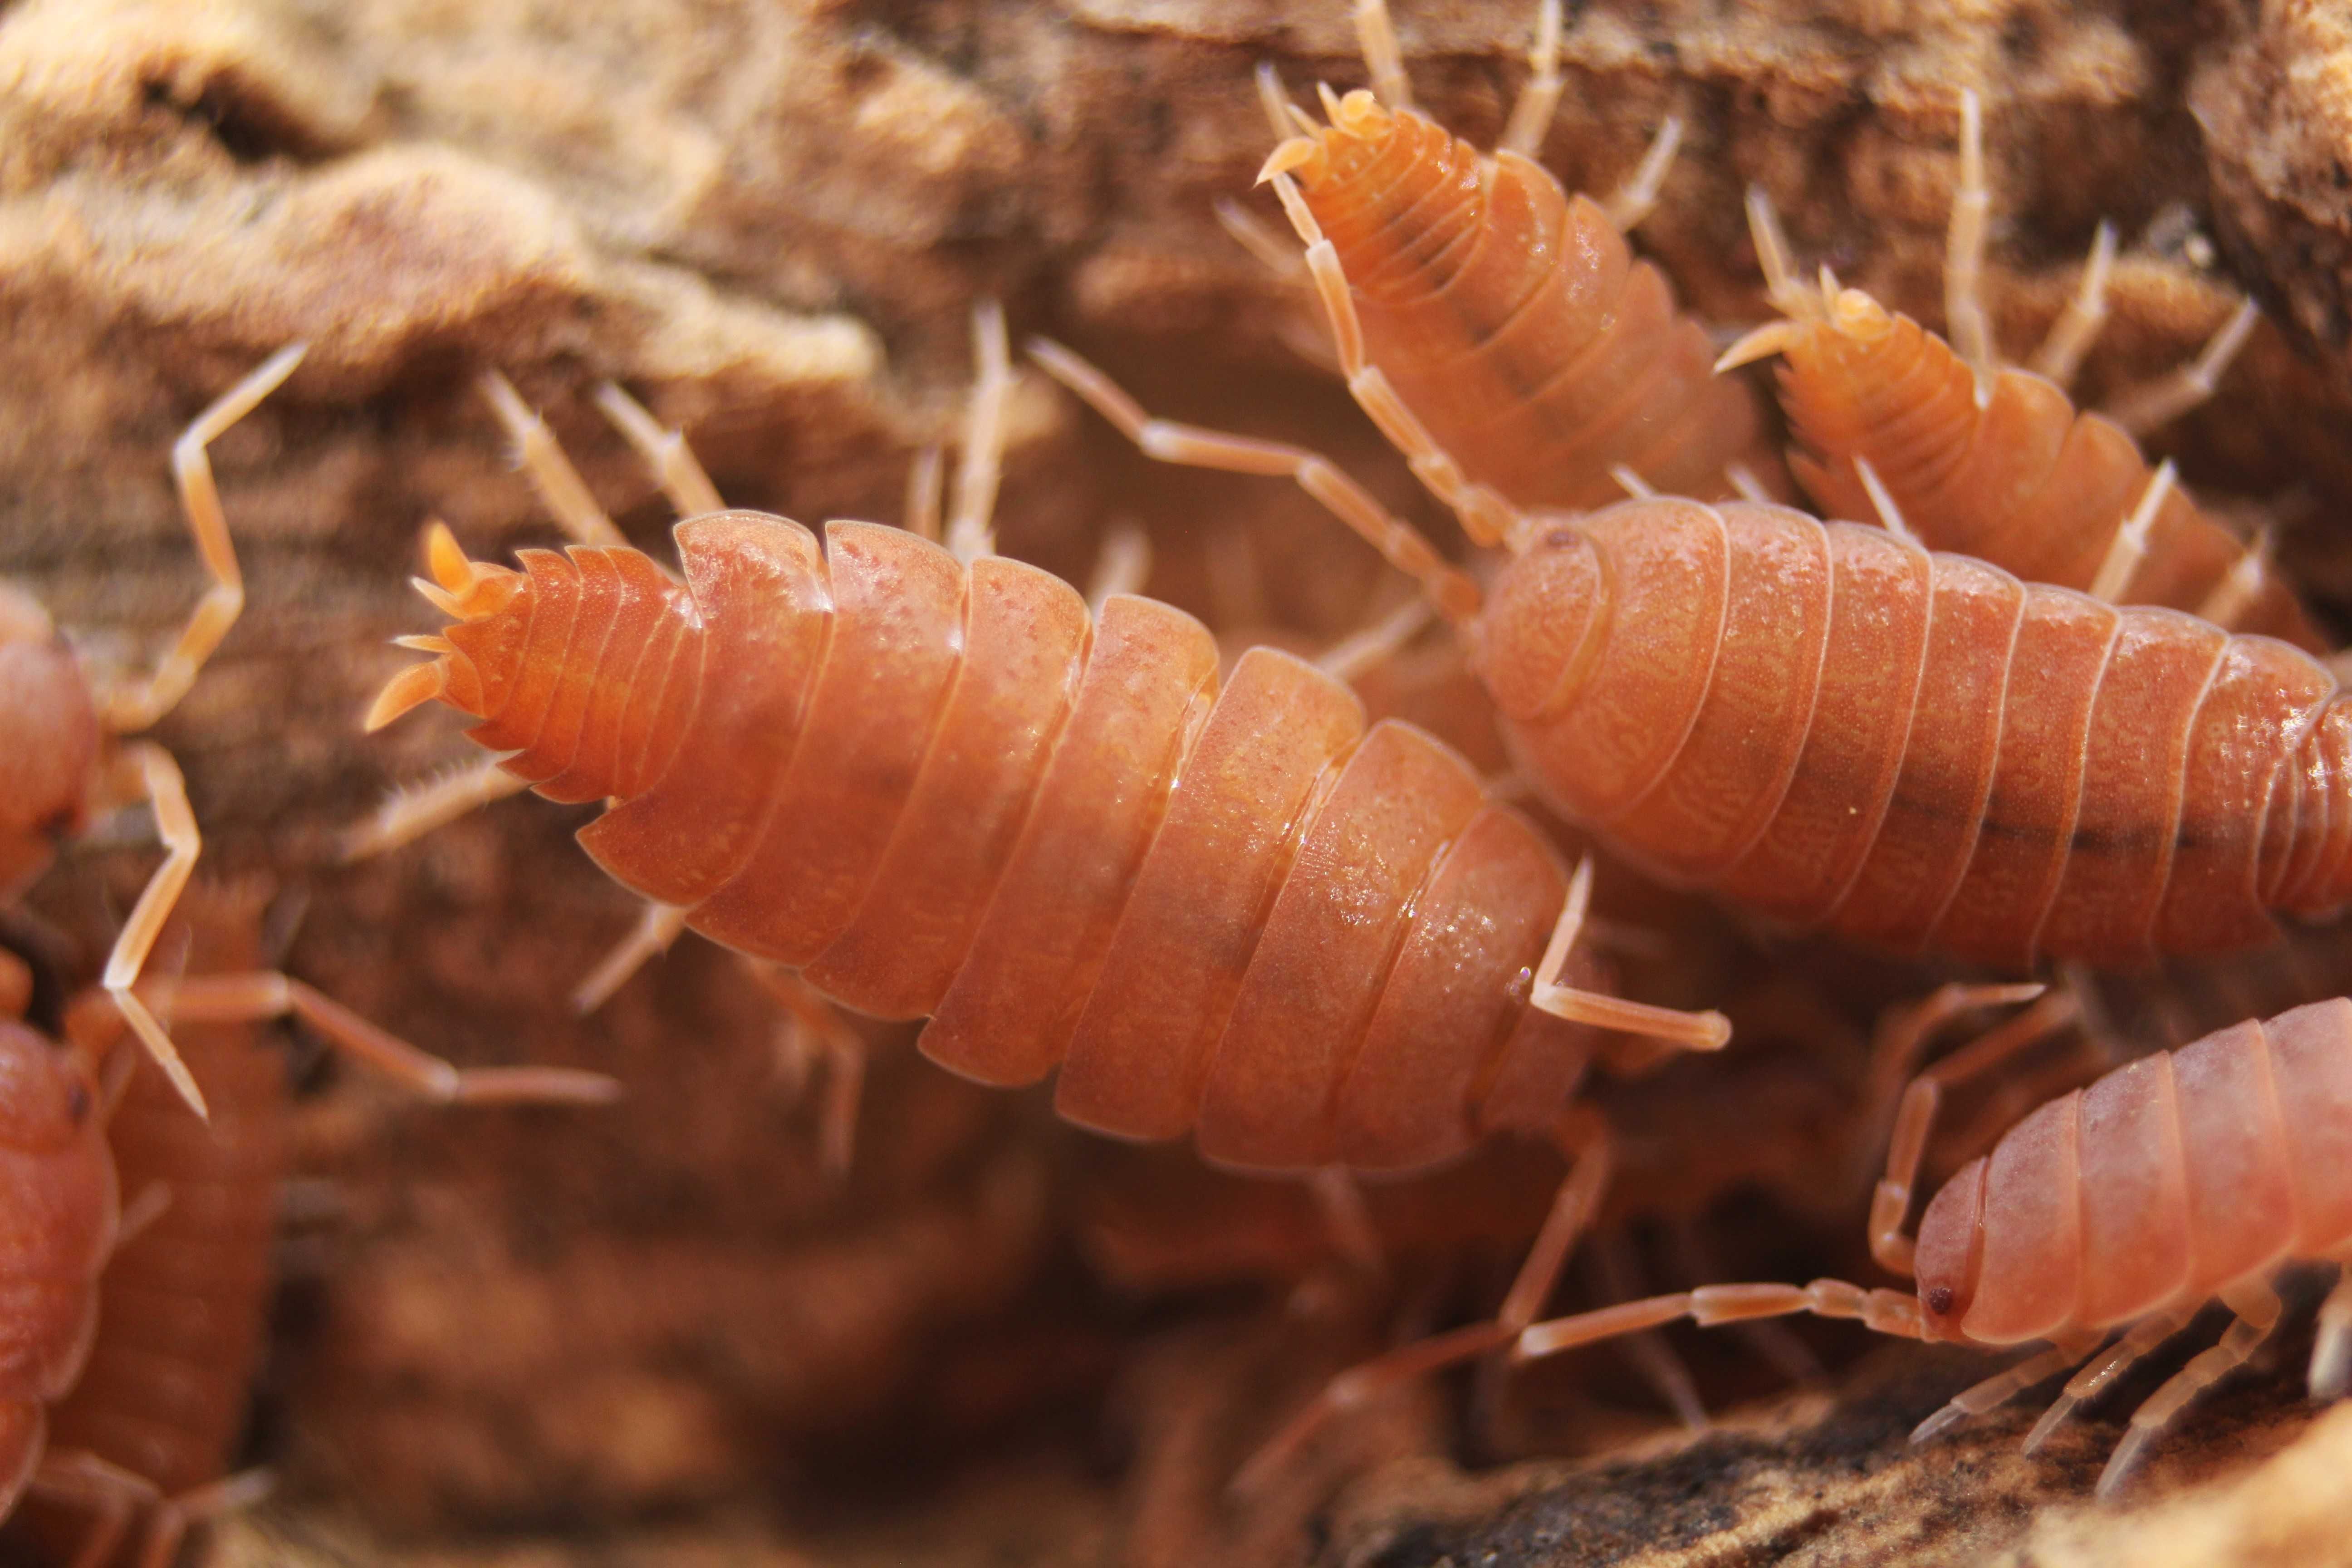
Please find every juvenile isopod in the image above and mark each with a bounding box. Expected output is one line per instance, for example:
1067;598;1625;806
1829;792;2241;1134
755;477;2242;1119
1251;0;1786;511
1509;990;2352;1497
1718;91;2324;652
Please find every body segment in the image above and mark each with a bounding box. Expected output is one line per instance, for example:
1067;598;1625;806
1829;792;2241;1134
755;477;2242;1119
391;511;1610;1175
1480;497;2352;969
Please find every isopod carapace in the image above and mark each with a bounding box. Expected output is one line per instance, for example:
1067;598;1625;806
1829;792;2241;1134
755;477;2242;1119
1482;494;2352;971
369;506;1724;1176
1722;93;2325;652
1514;992;2352;1496
1260;82;1784;514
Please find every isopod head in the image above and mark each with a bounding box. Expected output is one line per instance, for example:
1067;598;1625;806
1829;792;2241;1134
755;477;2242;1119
1472;519;1612;723
1911;1155;1988;1344
0;585;98;900
364;522;530;731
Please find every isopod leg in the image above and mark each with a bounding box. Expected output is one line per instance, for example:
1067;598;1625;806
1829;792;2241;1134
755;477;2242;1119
1587;1228;1708;1427
592;382;725;522
23;1450;161;1568
93;742;206;1117
570;900;690;1014
1352;0;1413;113
1943;89;1996;394
904;445;945;541
1529;858;1730;1051
479;370;629;548
1669;1217;1825;1383
2311;1260;2352;1401
742;960;867;1183
1599;115;1684;235
1266;173;1529;553
2097;1277;2283;1497
2026;220;2117;388
1232;1112;1614;1498
126;1469;274;1568
1863;983;2069;1276
1316;595;1432;682
1909;1332;2105;1445
147;971;621;1104
1305;1167;1387;1283
1026;336;1482;620
1514;1276;1929;1362
340;754;532;862
1497;0;1564;161
2022;1305;2195;1455
2086;458;2176;603
1083;520;1153;615
2101;299;2260;438
945;299;1013;563
101;343;306;735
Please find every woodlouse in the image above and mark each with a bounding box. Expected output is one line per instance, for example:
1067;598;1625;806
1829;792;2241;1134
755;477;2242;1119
357;333;1739;1477
1253;0;1785;512
1511;990;2352;1496
1720;92;2326;652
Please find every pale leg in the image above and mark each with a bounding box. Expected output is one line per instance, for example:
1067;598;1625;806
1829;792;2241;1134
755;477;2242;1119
743;960;867;1182
592;382;725;520
130;1470;275;1568
1353;0;1413;112
1316;595;1431;682
903;445;945;542
479;370;629;548
2027;220;2117;387
945;299;1013;563
1910;1332;2106;1444
1943;88;1996;395
1530;858;1730;1051
2086;458;2176;603
1083;520;1153;616
24;1450;161;1568
1028;337;1482;619
147;970;619;1103
2098;1277;2283;1497
1232;1111;1614;1497
2024;1306;2195;1453
103;343;307;734
340;754;532;862
1498;0;1565;160
94;743;206;1116
2102;299;2260;437
570;900;690;1014
2311;1261;2351;1401
1600;116;1684;234
1589;1228;1708;1427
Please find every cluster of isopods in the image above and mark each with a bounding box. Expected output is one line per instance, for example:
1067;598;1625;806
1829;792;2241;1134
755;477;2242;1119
7;0;2352;1558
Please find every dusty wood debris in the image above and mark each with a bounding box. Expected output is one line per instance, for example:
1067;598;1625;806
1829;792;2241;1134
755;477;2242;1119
4;0;2352;1564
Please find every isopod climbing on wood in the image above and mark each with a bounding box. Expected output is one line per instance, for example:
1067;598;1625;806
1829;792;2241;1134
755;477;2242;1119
1720;91;2325;652
1251;0;1786;511
358;327;1741;1480
1510;990;2352;1497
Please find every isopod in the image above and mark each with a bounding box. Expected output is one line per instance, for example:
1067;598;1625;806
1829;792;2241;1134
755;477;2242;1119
358;329;1736;1476
1719;91;2325;652
1253;0;1785;512
1511;989;2352;1497
0;884;611;1567
1040;145;2352;974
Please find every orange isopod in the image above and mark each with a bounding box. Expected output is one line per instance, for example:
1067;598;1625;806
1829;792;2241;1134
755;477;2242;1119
1720;92;2326;652
1512;991;2352;1496
1254;0;1786;513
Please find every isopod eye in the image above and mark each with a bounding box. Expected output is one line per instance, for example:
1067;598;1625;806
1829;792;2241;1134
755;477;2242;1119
1925;1285;1955;1316
0;1020;90;1152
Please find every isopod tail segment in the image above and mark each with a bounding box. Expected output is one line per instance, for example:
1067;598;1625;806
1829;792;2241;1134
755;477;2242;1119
1514;991;2352;1499
1250;0;1786;514
0;344;316;1120
1717;89;2322;652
